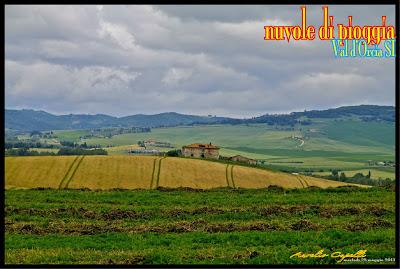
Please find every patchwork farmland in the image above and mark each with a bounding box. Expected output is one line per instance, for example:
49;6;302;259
5;156;361;190
4;106;396;265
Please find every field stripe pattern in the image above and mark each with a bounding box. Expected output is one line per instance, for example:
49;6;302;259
230;165;236;188
155;157;166;189
225;164;230;187
225;164;235;188
150;157;159;189
299;175;310;188
63;156;85;189
58;156;80;189
6;156;363;190
295;175;306;188
150;157;165;189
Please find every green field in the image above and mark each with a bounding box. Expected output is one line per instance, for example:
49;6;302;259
54;119;395;177
29;148;59;153
52;129;89;141
5;188;396;265
313;168;396;180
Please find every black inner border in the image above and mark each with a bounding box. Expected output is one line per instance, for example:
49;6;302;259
1;1;399;268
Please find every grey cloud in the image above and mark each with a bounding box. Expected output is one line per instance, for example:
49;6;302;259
5;5;395;117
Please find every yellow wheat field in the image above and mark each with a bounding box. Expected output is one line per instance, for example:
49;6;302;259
67;155;155;190
5;156;77;189
5;156;362;190
299;175;355;188
233;166;304;189
159;157;228;189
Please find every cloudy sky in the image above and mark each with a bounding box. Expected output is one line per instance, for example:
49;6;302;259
5;5;395;118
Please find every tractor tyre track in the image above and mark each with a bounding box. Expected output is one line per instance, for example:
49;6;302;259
155;157;166;189
58;156;79;189
64;156;85;189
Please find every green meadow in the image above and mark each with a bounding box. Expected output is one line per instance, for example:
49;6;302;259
54;119;395;177
5;187;396;265
314;168;396;180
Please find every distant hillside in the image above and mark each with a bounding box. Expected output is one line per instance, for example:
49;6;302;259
5;110;230;131
5;109;117;131
119;112;228;128
241;105;395;126
291;105;395;122
5;105;395;131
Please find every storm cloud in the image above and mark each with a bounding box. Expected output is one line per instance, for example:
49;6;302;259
5;5;395;117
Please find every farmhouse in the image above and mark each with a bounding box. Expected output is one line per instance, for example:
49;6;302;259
182;143;220;159
129;149;160;155
228;155;257;165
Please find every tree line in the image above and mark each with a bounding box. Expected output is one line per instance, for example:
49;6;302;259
322;170;394;187
5;148;107;156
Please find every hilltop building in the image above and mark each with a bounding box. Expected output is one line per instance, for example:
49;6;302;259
228;155;257;165
182;143;220;159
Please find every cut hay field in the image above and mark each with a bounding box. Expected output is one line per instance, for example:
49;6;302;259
5;156;361;190
5;188;396;265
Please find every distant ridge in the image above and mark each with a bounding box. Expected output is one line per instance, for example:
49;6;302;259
4;109;231;131
5;105;395;131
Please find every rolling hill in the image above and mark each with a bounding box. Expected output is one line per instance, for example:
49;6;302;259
5;110;231;131
5;155;362;190
5;105;395;131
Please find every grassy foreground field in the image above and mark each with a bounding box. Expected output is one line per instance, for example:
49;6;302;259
5;188;396;265
5;156;359;190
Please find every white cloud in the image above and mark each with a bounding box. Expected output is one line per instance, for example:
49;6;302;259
6;60;140;105
4;5;395;117
162;68;193;86
214;19;291;40
98;21;137;50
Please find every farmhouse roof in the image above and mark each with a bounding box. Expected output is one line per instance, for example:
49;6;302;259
183;143;220;149
229;155;256;161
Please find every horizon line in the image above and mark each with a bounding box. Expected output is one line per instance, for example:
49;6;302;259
4;103;395;120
